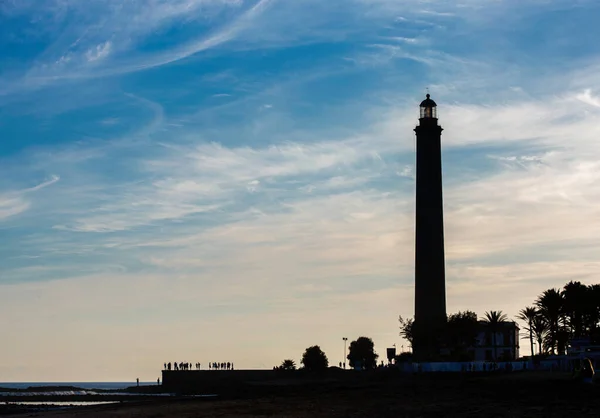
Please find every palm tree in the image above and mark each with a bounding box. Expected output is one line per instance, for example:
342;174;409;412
536;288;565;355
531;315;548;355
517;307;538;357
279;359;296;371
562;281;587;338
482;311;508;361
588;284;600;334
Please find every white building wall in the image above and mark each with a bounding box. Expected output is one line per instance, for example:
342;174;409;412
397;361;531;373
472;326;519;361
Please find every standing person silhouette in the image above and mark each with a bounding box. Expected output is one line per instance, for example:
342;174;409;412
136;378;139;387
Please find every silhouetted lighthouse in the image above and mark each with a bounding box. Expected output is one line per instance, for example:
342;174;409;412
413;94;447;360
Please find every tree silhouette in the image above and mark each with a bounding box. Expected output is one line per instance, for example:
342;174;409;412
347;337;378;369
398;315;414;346
590;284;600;334
279;359;296;371
562;281;587;339
446;311;478;361
517;306;538;357
482;310;508;361
531;314;548;355
517;281;600;356
301;346;328;371
536;288;565;355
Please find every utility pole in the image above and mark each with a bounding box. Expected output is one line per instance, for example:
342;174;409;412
343;337;348;369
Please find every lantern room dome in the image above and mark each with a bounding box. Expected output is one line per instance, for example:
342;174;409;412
419;94;437;119
419;94;437;108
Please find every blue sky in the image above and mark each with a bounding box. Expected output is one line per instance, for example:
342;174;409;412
2;0;600;381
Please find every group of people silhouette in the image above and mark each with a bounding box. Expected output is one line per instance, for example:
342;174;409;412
209;362;234;370
163;361;234;370
164;362;200;371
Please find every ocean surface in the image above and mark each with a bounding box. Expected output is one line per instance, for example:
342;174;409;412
0;382;156;390
14;401;118;406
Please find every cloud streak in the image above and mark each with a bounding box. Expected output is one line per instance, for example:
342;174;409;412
85;41;112;62
14;0;274;85
0;176;59;221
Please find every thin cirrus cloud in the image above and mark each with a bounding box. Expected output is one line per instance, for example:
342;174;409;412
0;176;60;221
576;89;600;107
1;0;600;380
84;41;112;62
13;0;275;85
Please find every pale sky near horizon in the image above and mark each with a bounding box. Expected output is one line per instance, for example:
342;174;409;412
2;0;600;381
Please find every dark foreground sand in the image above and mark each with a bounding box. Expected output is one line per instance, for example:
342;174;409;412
3;372;599;417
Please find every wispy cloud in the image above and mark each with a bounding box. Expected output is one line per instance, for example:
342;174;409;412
0;176;59;221
576;89;600;107
100;117;120;125
0;196;30;220
12;0;274;85
85;41;112;62
4;0;550;90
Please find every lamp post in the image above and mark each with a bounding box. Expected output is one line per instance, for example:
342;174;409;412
343;337;348;369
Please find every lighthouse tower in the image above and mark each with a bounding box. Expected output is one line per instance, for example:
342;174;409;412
413;94;447;360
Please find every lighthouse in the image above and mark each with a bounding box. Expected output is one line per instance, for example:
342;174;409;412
413;94;447;360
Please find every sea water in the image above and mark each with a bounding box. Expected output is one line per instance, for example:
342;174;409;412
7;401;118;406
0;382;155;390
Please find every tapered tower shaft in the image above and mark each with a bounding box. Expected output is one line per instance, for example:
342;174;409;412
413;94;447;360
